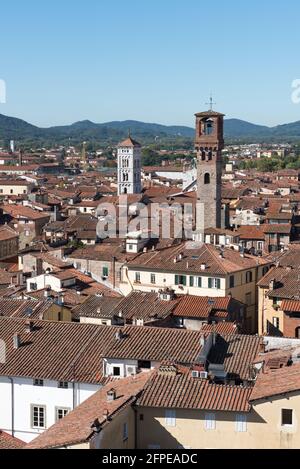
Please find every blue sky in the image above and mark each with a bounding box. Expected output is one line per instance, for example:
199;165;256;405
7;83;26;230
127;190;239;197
0;0;300;127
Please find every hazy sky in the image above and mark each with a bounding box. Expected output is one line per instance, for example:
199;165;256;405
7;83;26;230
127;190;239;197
1;0;300;127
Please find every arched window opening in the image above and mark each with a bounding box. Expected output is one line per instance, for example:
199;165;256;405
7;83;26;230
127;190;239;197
202;118;214;136
204;173;210;185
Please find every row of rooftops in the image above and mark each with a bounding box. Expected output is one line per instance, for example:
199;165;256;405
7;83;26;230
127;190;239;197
0;316;261;384
25;356;300;449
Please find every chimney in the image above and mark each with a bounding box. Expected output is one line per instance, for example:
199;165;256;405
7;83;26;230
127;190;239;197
106;388;116;402
200;263;206;271
200;335;206;347
269;279;275;290
44;288;51;299
25;319;33;333
13;333;20;349
212;331;217;346
91;418;102;432
115;329;124;341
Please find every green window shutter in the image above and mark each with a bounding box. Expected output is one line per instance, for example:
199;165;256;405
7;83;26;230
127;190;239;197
175;275;179;285
103;267;109;277
182;276;187;286
190;276;194;287
217;279;221;289
198;277;202;288
208;278;212;289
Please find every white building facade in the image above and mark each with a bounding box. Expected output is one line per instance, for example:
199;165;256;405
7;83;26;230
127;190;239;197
0;376;100;443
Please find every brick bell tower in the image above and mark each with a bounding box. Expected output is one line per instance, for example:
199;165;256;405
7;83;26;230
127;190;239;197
195;103;225;239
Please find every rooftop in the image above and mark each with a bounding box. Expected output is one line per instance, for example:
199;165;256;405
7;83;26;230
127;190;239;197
26;373;149;449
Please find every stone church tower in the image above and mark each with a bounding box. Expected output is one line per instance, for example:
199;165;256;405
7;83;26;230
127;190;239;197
117;136;142;195
195;109;225;237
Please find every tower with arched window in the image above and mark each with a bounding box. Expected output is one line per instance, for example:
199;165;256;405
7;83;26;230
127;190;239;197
117;136;142;195
195;109;225;237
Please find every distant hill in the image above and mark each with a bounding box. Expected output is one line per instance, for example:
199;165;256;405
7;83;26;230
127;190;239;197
0;113;300;146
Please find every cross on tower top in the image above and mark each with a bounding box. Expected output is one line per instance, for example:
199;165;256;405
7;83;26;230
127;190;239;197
206;94;216;111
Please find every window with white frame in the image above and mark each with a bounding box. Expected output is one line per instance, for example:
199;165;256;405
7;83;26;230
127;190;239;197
135;272;141;283
113;366;121;377
33;379;44;387
55;407;70;421
165;409;176;427
205;412;216;430
58;381;68;389
31;405;46;429
273;317;280;329
235;414;247;432
208;278;221;289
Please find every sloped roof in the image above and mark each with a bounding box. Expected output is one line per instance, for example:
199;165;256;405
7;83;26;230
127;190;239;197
138;367;251;412
172;296;231;319
26;373;149;449
126;242;269;275
250;363;300;401
118;136;141;147
0;431;25;449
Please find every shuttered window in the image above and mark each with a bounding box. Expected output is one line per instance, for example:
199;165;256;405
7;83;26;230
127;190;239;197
208;278;221;289
165;409;176;427
175;275;187;286
205;413;216;430
235;414;247;432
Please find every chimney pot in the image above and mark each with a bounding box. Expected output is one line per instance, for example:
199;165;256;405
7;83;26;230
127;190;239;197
25;320;33;333
107;389;116;402
13;333;20;349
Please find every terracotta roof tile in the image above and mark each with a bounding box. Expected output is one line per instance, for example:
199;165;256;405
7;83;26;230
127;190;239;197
0;431;25;449
126;242;269;275
251;363;300;401
138;367;251;412
172;296;231;319
26;373;149;449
